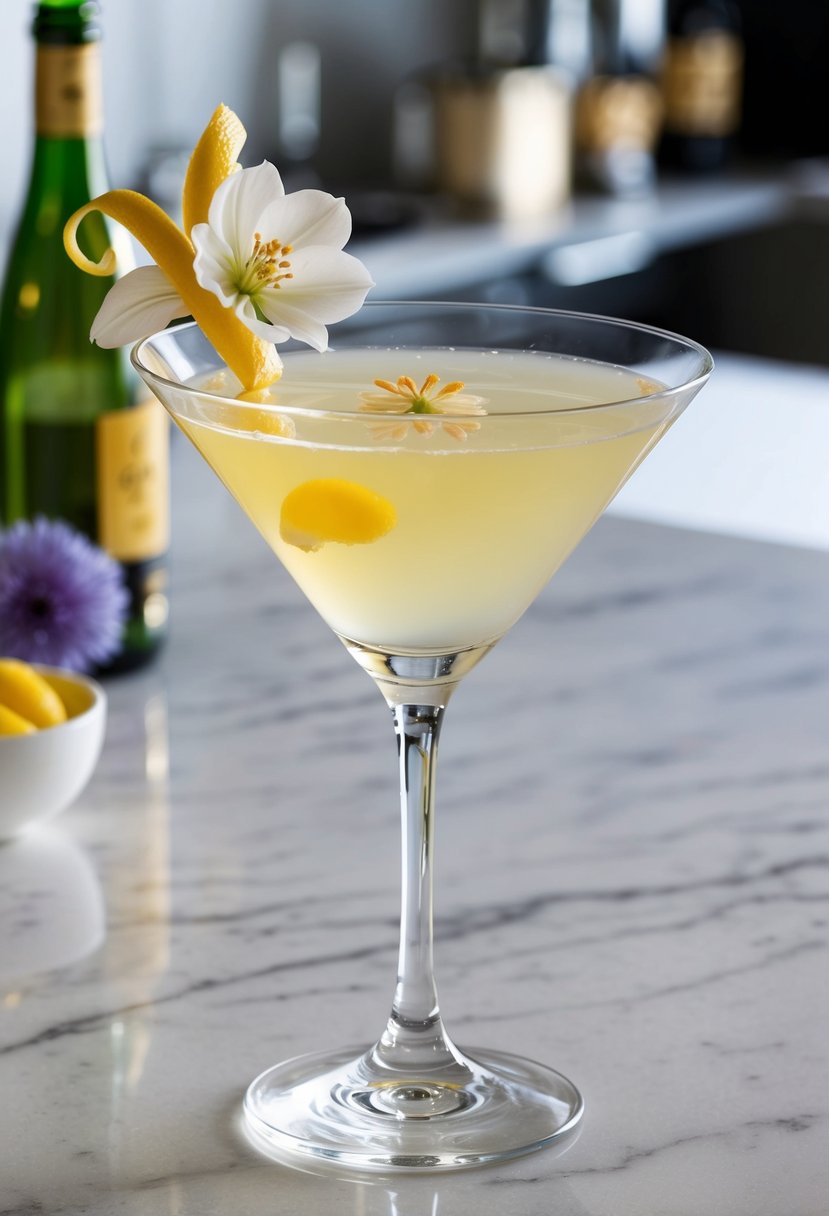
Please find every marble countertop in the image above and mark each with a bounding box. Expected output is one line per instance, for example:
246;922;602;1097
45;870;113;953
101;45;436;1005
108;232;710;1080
609;351;829;552
2;424;829;1215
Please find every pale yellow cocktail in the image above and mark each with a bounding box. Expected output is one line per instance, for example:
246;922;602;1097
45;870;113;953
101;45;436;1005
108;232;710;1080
178;347;673;652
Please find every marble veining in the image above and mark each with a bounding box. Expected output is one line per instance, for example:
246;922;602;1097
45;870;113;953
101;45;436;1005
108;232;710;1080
1;439;828;1215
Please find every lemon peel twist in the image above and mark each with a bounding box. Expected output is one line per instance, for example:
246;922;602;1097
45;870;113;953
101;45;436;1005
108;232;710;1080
62;106;282;392
182;103;246;235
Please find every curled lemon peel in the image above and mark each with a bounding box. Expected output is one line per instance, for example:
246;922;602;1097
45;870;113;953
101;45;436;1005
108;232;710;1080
182;103;246;235
63;190;190;280
62;110;283;392
62;201;119;276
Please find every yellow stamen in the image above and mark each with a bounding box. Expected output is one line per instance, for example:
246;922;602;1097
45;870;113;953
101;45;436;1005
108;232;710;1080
242;233;293;292
436;380;466;398
373;378;403;395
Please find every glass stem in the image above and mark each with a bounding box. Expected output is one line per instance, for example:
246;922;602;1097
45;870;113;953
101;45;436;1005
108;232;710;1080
373;700;463;1074
393;701;442;1026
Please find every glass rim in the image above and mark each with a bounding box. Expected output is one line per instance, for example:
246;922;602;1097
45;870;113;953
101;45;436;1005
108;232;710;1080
131;302;714;423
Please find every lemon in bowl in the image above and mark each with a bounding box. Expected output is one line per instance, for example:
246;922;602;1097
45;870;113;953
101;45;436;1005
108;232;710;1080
0;659;106;840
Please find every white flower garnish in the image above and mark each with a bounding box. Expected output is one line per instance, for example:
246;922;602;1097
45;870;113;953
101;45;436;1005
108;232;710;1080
90;162;374;353
192;163;373;351
359;374;487;441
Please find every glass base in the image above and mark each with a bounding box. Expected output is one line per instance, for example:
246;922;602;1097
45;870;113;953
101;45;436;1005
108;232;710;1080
244;1043;583;1172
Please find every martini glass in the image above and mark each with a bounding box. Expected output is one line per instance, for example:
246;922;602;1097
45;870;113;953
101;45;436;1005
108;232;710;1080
133;302;711;1172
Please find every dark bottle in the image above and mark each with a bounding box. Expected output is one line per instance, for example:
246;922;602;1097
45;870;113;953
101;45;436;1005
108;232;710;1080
0;0;170;672
659;0;744;172
574;0;663;195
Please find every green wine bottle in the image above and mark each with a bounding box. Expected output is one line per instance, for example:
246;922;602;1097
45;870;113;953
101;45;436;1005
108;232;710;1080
0;0;169;672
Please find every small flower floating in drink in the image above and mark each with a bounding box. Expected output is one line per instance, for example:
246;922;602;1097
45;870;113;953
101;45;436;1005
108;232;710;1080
359;374;487;441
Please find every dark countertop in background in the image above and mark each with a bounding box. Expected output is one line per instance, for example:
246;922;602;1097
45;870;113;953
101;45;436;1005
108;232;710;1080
356;169;802;298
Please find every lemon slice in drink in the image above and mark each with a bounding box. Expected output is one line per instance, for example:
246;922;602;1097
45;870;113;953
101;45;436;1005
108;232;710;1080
0;659;67;729
280;479;397;552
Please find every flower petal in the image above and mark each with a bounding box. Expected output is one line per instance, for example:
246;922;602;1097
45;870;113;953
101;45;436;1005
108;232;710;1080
257;190;353;251
359;393;410;414
276;248;374;323
443;395;488;415
254;294;330;351
90;265;188;347
233;296;293;345
246;251;373;351
192;222;242;308
207;162;285;251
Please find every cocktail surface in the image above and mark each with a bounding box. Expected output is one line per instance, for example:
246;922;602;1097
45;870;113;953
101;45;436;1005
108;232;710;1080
179;348;671;651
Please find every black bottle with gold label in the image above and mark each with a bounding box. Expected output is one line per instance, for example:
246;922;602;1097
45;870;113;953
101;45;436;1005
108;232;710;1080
659;0;744;172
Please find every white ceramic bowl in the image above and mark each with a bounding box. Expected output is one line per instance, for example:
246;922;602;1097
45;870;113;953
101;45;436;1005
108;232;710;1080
0;666;107;840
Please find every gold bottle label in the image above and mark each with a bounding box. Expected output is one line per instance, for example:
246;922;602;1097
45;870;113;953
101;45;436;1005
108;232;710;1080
576;76;663;153
662;32;743;138
96;400;170;562
36;44;103;138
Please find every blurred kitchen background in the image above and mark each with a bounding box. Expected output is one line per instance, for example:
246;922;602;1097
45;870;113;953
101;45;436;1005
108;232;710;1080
3;0;829;346
2;0;828;547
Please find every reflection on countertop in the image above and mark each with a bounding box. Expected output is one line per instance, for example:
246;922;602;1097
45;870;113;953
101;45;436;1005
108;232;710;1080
0;827;104;984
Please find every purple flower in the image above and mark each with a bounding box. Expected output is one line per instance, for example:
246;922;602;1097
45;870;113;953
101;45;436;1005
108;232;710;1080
0;518;128;671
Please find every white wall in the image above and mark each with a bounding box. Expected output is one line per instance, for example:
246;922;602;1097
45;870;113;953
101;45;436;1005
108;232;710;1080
0;0;474;241
2;0;167;234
